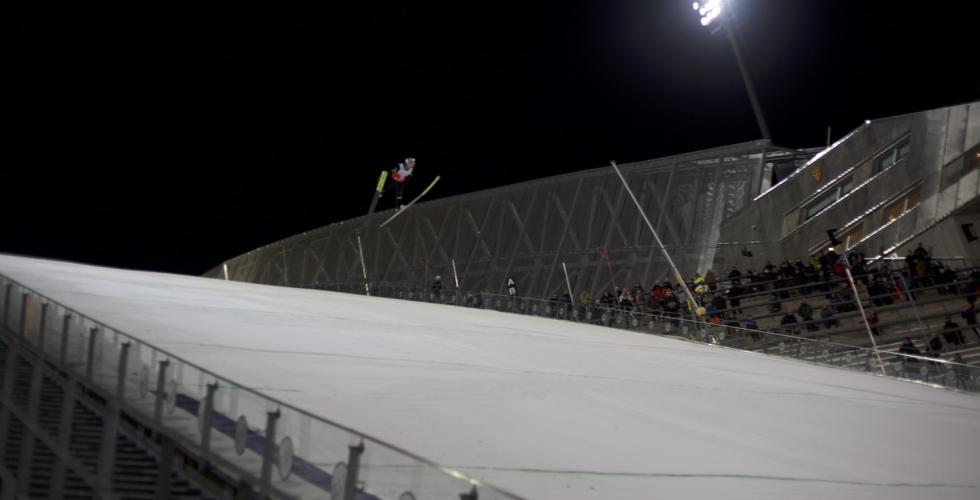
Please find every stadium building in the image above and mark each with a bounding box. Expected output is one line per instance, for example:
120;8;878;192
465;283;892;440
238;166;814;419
208;101;980;297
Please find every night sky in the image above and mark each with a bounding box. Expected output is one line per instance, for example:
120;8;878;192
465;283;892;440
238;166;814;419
7;1;979;275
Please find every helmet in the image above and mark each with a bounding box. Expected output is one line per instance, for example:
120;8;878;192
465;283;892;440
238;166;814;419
405;157;416;167
435;275;441;280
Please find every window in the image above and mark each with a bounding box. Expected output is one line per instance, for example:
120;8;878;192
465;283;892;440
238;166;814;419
843;224;865;249
906;188;921;210
940;148;979;190
802;175;854;222
884;186;921;223
875;137;911;173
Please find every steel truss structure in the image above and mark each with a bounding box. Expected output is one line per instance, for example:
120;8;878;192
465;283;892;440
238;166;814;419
208;140;813;298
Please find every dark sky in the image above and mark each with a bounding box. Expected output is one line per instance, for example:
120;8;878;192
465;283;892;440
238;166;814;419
6;1;979;275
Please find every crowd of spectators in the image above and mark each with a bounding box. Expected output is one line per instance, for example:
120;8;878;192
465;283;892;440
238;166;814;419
544;244;980;360
425;244;980;371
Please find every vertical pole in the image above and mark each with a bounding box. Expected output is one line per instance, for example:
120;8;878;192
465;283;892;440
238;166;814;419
59;314;71;366
223;263;230;281
611;162;700;323
2;282;11;329
86;326;99;382
343;441;364;500
843;237;885;375
50;374;77;500
259;409;280;497
562;262;575;306
451;258;462;305
200;383;218;467
826;126;832;148
16;357;45;497
356;234;370;296
451;258;460;288
18;292;29;337
116;342;131;399
724;15;771;141
37;302;49;352
154;360;170;425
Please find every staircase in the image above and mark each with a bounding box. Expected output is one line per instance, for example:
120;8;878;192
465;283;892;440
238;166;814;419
0;338;212;499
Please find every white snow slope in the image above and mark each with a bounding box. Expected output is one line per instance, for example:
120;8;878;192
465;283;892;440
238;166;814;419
1;254;979;500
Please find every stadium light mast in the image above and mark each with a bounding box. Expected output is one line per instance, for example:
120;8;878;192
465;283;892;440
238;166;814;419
693;0;772;142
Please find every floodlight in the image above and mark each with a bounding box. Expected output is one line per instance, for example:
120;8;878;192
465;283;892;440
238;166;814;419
690;0;771;141
695;0;724;27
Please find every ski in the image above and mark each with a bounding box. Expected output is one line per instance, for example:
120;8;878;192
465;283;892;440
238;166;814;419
378;175;441;228
367;170;388;215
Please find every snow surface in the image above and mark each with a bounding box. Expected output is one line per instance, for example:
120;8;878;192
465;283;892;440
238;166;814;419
2;253;979;500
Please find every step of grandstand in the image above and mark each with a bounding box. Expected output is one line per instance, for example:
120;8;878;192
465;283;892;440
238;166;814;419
0;339;210;499
683;268;980;363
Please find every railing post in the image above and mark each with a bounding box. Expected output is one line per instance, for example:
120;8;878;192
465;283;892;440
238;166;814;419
18;292;29;338
259;409;280;497
0;336;20;453
200;382;218;467
50;373;78;500
460;485;479;500
344;441;364;500
16;356;45;497
1;282;11;328
86;326;99;382
59;313;71;365
154;360;170;425
37;302;49;352
116;342;131;399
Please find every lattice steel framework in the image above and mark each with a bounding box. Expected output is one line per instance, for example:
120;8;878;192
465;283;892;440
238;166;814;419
208;141;809;297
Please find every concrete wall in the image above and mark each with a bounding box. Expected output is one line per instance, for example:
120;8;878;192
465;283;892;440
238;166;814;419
716;101;980;271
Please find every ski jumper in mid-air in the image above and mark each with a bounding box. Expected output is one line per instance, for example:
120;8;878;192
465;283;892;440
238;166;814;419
389;157;415;206
368;157;441;227
368;157;416;215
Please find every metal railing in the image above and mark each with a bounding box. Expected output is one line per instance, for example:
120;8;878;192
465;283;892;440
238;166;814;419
307;282;980;394
0;274;526;500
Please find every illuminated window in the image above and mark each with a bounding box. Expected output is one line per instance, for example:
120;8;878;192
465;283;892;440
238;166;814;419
875;137;911;173
906;188;920;210
802;175;853;222
843;224;865;249
886;199;905;221
884;186;921;223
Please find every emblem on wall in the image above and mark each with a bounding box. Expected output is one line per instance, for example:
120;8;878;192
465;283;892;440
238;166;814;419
811;165;823;183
